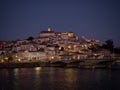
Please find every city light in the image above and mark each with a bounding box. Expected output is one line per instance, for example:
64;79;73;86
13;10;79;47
51;56;54;60
67;45;71;49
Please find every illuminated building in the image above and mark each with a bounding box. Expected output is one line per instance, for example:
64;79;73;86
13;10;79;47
40;28;55;37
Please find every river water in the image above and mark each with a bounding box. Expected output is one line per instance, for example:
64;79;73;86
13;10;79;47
0;67;120;90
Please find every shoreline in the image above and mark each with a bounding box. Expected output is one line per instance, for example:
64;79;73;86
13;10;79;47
0;59;119;69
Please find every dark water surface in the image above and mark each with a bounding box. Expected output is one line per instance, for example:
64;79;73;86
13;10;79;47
0;67;120;90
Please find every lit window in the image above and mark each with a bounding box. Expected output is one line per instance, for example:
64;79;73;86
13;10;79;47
68;45;71;49
73;45;77;48
68;33;73;37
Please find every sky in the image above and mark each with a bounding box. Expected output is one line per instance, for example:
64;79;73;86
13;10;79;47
0;0;120;47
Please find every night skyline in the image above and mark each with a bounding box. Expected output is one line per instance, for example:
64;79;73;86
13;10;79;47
0;0;120;47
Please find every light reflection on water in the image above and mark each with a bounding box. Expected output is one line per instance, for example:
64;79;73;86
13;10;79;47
0;67;120;90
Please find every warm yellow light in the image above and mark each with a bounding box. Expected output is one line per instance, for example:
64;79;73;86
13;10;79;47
77;56;80;60
35;67;41;74
18;59;21;62
68;32;73;37
93;53;97;56
1;59;4;62
84;45;87;47
81;45;84;47
51;56;54;59
59;47;61;50
35;67;41;71
68;45;71;49
48;27;51;32
4;57;8;60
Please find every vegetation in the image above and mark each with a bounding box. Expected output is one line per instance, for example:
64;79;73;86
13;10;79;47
88;39;120;54
27;36;34;41
114;47;120;54
101;39;120;54
102;39;114;53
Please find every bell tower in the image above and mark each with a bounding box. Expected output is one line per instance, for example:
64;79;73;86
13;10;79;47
48;27;51;32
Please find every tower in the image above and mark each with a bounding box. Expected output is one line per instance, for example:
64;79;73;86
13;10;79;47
48;27;51;32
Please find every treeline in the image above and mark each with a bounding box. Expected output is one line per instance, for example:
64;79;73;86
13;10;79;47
89;39;120;54
101;39;120;54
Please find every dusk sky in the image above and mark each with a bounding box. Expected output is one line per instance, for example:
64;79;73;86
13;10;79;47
0;0;120;47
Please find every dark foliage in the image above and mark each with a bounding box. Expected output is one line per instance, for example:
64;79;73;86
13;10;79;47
27;36;34;41
101;39;114;53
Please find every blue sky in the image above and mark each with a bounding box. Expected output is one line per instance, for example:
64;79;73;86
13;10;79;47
0;0;120;47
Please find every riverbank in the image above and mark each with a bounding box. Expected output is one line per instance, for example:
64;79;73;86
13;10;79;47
0;59;119;69
0;61;65;68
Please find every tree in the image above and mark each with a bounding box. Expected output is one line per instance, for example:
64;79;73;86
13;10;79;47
27;36;34;41
106;39;114;52
102;39;114;53
114;47;120;54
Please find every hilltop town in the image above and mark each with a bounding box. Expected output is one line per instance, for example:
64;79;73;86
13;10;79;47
0;28;112;63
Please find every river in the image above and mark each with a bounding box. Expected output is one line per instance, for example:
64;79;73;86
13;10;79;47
0;67;120;90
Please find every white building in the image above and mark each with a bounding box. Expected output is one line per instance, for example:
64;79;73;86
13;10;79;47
19;52;46;61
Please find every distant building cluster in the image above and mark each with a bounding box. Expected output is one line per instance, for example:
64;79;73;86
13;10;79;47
0;28;111;62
